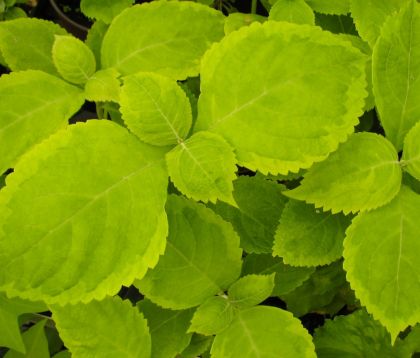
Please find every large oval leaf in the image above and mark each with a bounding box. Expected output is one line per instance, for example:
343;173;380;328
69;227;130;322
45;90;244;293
196;21;367;175
0;120;168;304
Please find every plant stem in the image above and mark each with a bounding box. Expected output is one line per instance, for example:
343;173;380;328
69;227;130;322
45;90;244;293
251;0;257;14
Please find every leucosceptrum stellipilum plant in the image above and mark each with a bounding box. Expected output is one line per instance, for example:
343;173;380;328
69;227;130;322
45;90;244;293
0;0;419;356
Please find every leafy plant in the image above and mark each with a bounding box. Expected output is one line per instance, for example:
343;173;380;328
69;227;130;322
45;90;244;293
0;0;419;356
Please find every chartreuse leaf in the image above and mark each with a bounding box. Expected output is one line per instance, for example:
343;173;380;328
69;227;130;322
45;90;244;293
0;294;47;353
350;0;406;47
0;70;84;174
102;1;225;79
180;334;213;358
166;131;237;204
120;72;192;146
138;299;194;358
269;0;315;25
224;13;266;35
273;200;350;267
208;175;288;253
84;68;121;103
52;297;151;357
5;320;49;358
305;0;350;15
52;35;96;85
81;0;134;24
188;296;235;336
314;309;396;357
85;20;108;68
242;254;315;296
211;306;316;358
373;0;420;150
0;120;168;305
0;18;66;74
402;121;420;181
343;186;420;342
286;133;402;214
137;195;242;310
196;21;367;175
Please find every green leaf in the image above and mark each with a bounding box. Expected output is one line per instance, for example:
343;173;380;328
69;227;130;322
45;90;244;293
314;309;396;358
269;0;315;25
314;13;357;35
120;72;192;146
343;186;420;341
228;274;275;309
286;133;402;214
196;21;367;175
224;13;266;35
4;7;26;20
85;20;108;68
402;120;420;181
211;306;316;358
188;296;235;335
0;294;47;353
273;200;350;267
52;35;96;85
350;0;406;47
81;0;134;24
0;18;66;75
138;299;194;358
372;0;420;150
0;70;84;174
305;0;350;15
52;352;71;358
242;254;315;296
0;120;168;305
166;131;237;205
84;68;121;103
137;195;242;310
5;320;49;358
180;334;213;358
52;297;151;358
101;1;225;79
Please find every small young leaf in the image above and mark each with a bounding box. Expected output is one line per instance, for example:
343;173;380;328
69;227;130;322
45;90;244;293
80;0;134;24
52;35;96;85
138;299;194;358
402;120;420;181
85;20;108;68
273;200;350;267
343;186;420;342
188;296;235;335
84;68;121;103
137;195;242;310
0;18;66;74
52;297;151;358
101;1;225;79
286;133;401;214
373;0;420;150
305;0;350;15
166;131;237;204
224;13;266;35
269;0;315;25
228;274;275;309
120;72;192;146
211;306;316;358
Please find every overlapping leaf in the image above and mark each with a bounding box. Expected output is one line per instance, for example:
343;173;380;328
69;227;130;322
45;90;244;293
402;120;420;181
80;0;134;24
228;274;274;309
224;13;266;35
84;68;121;103
269;0;315;25
305;0;350;15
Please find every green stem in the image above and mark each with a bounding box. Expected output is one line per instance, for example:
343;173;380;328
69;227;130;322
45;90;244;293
251;0;257;14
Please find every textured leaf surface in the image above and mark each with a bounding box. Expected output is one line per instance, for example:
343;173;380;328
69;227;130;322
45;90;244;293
269;0;315;25
0;18;66;74
101;1;225;79
306;0;350;14
188;296;234;335
224;13;266;35
0;70;84;174
228;274;274;309
196;21;367;175
52;297;151;358
273;200;350;266
343;186;420;341
85;20;108;68
314;310;395;358
350;0;406;47
211;306;316;358
52;35;96;85
209;175;288;253
166;131;237;204
180;334;213;358
84;68;121;103
81;0;134;24
403;121;420;181
0;121;168;304
372;1;420;150
286;133;401;214
138;299;194;358
120;72;192;146
242;254;314;296
137;195;242;309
